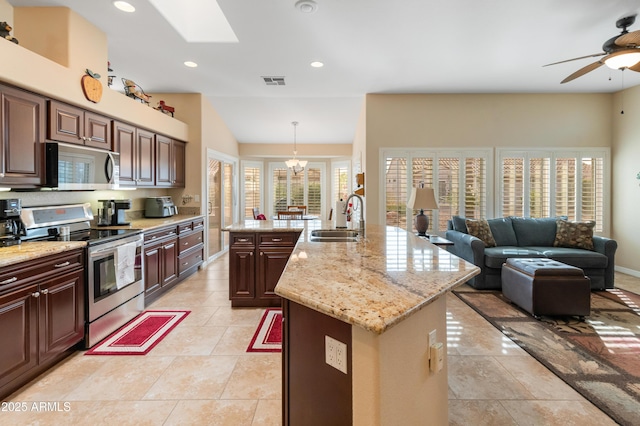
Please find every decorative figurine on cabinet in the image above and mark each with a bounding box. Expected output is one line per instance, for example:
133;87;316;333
0;22;18;44
155;100;175;117
107;61;116;88
122;78;151;104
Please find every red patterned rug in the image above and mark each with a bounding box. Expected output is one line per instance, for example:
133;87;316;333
247;308;282;353
85;310;190;356
453;287;640;426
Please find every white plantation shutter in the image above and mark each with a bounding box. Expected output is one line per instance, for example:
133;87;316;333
385;157;407;228
464;158;486;219
243;164;261;218
502;157;524;217
529;158;550;218
332;161;350;205
307;167;321;215
498;149;608;233
555;157;577;220
290;170;305;207
437;158;460;231
383;150;490;233
272;167;288;214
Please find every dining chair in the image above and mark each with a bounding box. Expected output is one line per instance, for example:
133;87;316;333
278;211;303;220
287;205;307;214
252;207;260;219
328;208;333;220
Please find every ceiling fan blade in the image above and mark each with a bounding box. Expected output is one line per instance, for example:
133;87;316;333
628;61;640;72
560;61;604;84
543;52;606;67
615;29;640;47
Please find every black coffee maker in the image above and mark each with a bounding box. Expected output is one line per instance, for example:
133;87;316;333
98;199;131;226
0;199;25;247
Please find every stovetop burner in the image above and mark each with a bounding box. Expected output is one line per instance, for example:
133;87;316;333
33;228;142;246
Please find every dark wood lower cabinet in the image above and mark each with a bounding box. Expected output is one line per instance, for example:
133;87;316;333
0;249;85;399
229;231;300;307
143;217;204;306
283;300;352;425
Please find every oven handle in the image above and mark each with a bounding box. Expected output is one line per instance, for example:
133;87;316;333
88;236;143;256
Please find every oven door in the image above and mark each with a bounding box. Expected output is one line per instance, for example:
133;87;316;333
87;233;144;322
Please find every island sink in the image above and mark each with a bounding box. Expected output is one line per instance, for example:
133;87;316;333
309;229;358;242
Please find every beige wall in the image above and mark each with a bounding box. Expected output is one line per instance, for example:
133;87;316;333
240;143;351;158
364;93;612;225
612;85;640;273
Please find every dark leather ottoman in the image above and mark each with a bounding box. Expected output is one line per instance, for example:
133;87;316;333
502;258;591;319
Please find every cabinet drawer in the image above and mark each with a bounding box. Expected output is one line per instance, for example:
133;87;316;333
0;250;84;294
258;232;297;247
177;217;205;234
231;233;255;247
178;231;203;254
144;226;178;243
178;248;203;274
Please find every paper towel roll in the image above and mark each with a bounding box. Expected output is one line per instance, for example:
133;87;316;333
335;200;347;228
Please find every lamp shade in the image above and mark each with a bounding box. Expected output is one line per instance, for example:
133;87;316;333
407;187;438;211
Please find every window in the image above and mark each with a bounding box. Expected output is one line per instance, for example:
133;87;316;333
331;160;351;206
382;149;492;233
241;161;263;219
268;162;326;217
498;149;608;233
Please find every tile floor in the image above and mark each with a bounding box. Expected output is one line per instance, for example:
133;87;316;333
5;254;637;425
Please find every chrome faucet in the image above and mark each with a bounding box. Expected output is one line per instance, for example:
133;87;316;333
344;193;365;238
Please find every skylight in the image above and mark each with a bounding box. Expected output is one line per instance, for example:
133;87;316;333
148;0;238;43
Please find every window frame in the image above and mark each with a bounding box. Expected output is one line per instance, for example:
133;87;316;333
240;160;264;219
267;161;327;218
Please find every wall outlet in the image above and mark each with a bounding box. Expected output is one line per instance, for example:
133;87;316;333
325;335;348;374
430;342;444;373
428;329;437;360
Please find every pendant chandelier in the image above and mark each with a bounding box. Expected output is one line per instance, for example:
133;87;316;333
285;121;307;175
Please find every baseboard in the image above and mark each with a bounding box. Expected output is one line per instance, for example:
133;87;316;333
615;265;640;278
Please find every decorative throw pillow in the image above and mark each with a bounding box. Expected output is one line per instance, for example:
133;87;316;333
465;219;496;247
553;219;595;250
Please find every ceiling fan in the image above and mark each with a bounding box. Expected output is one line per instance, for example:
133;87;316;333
544;15;640;83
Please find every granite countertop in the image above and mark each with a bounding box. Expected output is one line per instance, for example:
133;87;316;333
268;222;480;335
0;241;87;268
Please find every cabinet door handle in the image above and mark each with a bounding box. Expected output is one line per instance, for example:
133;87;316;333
182;261;189;266
249;252;253;256
32;291;40;298
54;261;70;268
272;238;282;242
0;277;18;285
150;235;157;240
41;289;49;295
260;252;263;256
238;238;249;242
183;242;189;246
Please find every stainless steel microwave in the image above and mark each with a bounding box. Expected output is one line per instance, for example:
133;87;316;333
44;142;120;190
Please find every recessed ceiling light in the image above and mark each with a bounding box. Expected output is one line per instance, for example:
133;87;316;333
310;61;324;68
184;61;198;68
295;0;318;13
113;1;135;13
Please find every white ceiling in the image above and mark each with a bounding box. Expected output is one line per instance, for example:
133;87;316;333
9;0;640;144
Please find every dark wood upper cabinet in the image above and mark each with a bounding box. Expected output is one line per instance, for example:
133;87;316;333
156;135;185;187
113;121;154;187
0;84;45;186
136;128;155;186
48;100;111;150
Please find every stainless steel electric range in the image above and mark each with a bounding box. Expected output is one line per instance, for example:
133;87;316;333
20;203;145;348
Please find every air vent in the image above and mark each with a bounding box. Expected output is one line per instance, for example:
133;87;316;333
262;76;286;86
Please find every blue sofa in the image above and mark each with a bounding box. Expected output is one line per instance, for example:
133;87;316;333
445;216;617;290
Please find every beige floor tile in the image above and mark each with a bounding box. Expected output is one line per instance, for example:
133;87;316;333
448;355;534;400
252;399;282;426
203;290;236;307
6;352;106;401
448;323;525;357
2;400;177;426
148;325;227;356
179;278;229;293
499;400;618;426
221;354;282;399
65;356;175;401
207;306;265;327
169;305;221;326
143;355;238;400
212;326;259;355
163;400;257;426
448;400;517;426
494;356;585;400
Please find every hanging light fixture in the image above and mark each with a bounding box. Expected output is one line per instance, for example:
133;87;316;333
285;121;307;175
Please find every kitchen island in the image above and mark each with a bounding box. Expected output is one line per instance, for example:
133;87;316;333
272;222;480;425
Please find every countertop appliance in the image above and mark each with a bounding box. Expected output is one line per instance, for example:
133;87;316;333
98;199;131;226
44;142;120;190
0;198;25;247
20;203;144;348
145;196;178;218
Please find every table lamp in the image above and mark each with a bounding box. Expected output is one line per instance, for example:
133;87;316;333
407;185;438;236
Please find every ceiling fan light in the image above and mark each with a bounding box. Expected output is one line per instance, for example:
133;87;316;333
604;51;640;69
